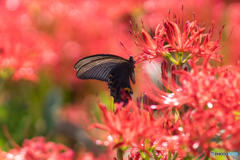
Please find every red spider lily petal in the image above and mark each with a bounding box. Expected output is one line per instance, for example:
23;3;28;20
171;64;178;89
183;22;205;48
182;21;196;44
155;23;164;37
161;60;169;88
163;20;182;50
90;123;111;132
141;28;157;52
129;148;141;159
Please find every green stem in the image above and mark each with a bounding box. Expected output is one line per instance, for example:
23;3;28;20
174;52;179;62
179;52;183;64
182;54;192;64
172;107;181;121
117;149;124;160
139;150;150;160
139;150;145;158
172;152;179;160
145;154;150;160
152;150;163;160
164;52;178;65
144;139;150;160
204;155;209;160
168;151;172;160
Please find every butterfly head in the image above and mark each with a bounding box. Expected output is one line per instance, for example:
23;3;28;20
129;56;136;65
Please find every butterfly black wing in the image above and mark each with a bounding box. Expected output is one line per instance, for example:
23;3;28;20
74;54;135;103
74;54;128;82
107;61;135;103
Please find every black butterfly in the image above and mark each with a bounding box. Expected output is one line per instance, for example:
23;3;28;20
74;54;135;103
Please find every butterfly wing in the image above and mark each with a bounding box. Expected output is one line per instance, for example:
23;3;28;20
107;62;134;103
74;54;129;82
74;54;135;103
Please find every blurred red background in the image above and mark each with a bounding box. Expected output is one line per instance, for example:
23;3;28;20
0;0;239;158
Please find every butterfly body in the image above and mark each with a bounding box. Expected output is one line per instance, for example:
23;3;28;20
74;54;135;103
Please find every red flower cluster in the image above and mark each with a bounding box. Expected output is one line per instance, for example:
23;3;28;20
90;101;182;159
176;63;240;151
175;64;240;108
142;61;240;155
133;17;224;65
0;137;74;160
0;4;46;82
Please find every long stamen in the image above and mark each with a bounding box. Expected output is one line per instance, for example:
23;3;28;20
182;5;184;32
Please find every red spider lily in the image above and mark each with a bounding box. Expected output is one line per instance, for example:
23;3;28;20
173;63;240;110
131;24;170;62
0;137;74;160
143;60;240;155
179;105;240;155
176;64;240;152
89;101;181;158
139;60;185;111
133;18;224;65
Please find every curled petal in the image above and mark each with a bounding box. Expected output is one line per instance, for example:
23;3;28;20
141;28;157;50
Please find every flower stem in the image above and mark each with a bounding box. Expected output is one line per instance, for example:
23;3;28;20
182;54;192;64
175;52;179;62
165;52;178;65
117;149;124;160
139;150;145;158
172;107;181;122
168;151;172;160
172;152;179;160
179;52;183;63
